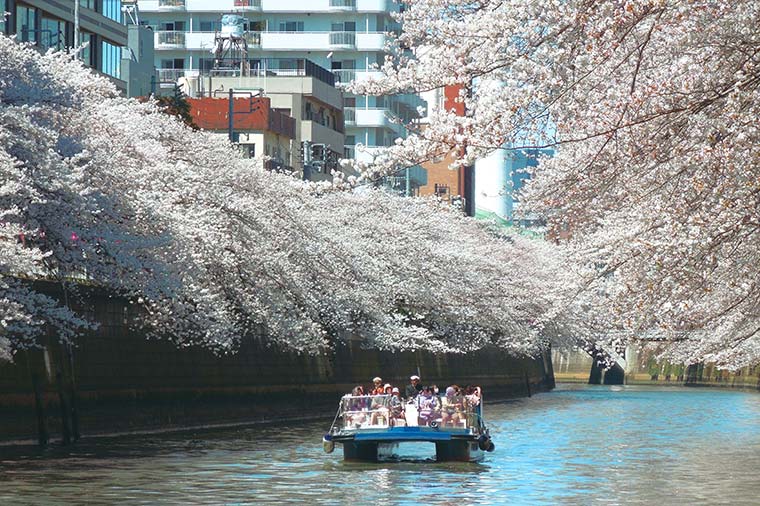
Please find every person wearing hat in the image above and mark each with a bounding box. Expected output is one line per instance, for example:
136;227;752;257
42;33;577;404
370;377;385;395
405;374;423;400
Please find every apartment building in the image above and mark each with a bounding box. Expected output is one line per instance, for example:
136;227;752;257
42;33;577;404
1;0;156;97
137;0;427;189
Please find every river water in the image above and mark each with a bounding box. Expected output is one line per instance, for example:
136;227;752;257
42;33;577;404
1;384;759;505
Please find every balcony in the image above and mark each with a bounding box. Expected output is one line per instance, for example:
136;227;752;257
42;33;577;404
155;30;383;52
329;0;356;10
158;0;186;11
329;31;356;49
333;69;384;85
344;108;395;129
344;107;356;125
244;31;261;47
157;68;200;87
234;0;262;10
156;31;186;49
139;0;392;13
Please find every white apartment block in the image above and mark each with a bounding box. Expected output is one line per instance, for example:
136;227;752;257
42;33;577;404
137;0;427;189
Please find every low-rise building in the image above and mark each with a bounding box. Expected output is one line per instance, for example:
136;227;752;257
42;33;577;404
188;95;296;172
180;57;344;181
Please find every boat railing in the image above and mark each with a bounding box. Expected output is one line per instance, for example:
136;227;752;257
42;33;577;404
332;394;485;432
339;394;396;429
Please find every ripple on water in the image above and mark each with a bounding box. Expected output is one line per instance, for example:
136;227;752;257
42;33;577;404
1;385;760;506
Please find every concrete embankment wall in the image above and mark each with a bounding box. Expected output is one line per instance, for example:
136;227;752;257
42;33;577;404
0;288;554;443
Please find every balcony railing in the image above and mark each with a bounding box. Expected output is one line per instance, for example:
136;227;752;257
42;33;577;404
344;107;356;124
158;0;185;10
329;0;357;9
243;31;261;47
234;0;262;10
333;69;356;84
157;68;199;85
156;31;186;48
329;31;356;48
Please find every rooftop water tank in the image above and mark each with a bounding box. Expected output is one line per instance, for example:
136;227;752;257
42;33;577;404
220;15;245;37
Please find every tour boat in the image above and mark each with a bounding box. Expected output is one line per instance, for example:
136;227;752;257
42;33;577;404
322;393;494;462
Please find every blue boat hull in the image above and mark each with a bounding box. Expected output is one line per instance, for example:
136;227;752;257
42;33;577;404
335;427;485;462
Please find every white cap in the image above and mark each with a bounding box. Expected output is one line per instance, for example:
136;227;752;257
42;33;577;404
373;377;382;382
410;375;420;380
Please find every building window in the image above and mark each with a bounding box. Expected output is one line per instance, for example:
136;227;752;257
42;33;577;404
161;58;185;69
278;21;303;32
80;0;96;9
101;40;121;78
102;0;122;23
199;21;221;32
434;184;450;197
16;5;37;43
331;22;356;32
79;31;95;67
160;21;185;31
40;16;66;51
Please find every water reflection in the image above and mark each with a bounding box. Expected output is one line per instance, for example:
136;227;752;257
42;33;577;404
1;384;759;505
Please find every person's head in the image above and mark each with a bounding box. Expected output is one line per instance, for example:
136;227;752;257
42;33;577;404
392;387;400;396
446;386;456;397
352;385;364;396
422;386;432;397
373;377;382;388
384;384;392;394
431;384;439;395
410;374;420;385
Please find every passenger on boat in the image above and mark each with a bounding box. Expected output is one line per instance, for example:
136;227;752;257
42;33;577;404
370;377;385;395
389;387;406;426
370;392;391;426
384;383;393;394
405;375;422;400
464;385;482;428
344;386;369;428
416;386;439;426
441;386;465;427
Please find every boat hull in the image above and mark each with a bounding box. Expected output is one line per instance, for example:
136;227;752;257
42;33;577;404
340;437;484;463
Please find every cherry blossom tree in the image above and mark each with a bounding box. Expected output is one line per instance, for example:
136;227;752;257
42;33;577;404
348;0;760;369
0;37;573;362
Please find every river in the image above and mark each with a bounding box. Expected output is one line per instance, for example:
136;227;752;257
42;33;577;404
1;384;759;505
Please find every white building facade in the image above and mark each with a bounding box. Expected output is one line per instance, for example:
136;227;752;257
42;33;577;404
137;0;425;175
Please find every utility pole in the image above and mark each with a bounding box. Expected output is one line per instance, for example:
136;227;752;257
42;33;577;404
74;0;80;52
228;88;234;142
463;164;475;216
462;80;475;216
302;140;312;181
